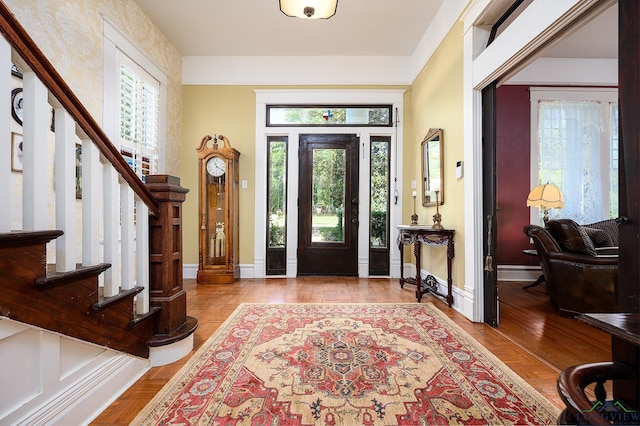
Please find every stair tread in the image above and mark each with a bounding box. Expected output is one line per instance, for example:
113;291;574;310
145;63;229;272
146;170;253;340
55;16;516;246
36;263;111;289
0;230;63;248
129;306;162;328
92;286;145;311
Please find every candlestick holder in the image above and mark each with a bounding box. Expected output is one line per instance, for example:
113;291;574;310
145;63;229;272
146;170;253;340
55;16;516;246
411;193;419;225
432;190;444;229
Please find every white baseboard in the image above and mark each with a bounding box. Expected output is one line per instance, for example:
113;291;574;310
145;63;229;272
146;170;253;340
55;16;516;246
497;265;542;282
10;353;148;426
183;263;254;279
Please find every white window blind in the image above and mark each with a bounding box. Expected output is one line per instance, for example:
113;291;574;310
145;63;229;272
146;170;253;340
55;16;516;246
117;52;159;181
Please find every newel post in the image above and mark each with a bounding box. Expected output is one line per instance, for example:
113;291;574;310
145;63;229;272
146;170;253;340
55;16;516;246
146;175;197;339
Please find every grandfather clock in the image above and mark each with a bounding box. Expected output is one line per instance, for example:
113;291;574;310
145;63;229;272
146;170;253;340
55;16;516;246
196;134;240;284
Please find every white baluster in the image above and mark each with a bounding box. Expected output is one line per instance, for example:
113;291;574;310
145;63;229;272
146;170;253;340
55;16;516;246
136;200;149;314
21;72;49;231
103;165;120;297
120;183;135;290
0;39;11;233
54;108;76;272
81;138;101;266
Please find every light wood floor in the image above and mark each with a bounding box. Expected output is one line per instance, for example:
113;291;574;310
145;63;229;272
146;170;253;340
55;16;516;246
92;277;611;425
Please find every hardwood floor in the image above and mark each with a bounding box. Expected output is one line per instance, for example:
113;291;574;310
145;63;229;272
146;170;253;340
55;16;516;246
91;277;611;425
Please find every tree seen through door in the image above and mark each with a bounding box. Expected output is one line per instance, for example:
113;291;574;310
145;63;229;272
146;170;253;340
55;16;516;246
312;148;346;242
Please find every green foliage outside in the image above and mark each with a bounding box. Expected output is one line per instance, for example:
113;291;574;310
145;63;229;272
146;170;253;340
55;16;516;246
283;107;389;126
370;211;387;247
318;209;344;242
267;136;391;246
268;141;286;247
370;141;389;246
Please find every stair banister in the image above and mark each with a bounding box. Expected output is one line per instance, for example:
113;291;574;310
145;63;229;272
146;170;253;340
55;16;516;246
0;2;158;216
0;0;196;365
0;10;197;425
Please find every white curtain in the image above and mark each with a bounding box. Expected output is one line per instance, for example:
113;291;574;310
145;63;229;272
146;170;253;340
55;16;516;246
537;100;603;224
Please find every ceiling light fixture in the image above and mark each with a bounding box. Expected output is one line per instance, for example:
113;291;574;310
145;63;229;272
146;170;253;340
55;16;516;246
279;0;338;19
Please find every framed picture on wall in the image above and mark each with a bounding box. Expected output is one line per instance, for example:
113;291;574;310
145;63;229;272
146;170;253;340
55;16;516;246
11;132;23;172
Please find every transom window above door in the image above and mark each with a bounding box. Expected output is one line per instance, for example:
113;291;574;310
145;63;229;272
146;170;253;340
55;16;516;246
267;105;392;127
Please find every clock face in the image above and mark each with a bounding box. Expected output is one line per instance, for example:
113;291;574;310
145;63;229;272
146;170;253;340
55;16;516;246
206;156;226;177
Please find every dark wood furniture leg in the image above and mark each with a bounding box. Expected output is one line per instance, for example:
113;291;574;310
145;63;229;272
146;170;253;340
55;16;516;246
445;238;454;306
414;241;422;302
523;274;545;289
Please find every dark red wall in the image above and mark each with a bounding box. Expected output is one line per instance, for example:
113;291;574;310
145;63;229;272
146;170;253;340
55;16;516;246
496;85;538;265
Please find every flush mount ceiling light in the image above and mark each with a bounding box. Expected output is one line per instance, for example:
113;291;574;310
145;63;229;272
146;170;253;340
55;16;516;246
279;0;338;19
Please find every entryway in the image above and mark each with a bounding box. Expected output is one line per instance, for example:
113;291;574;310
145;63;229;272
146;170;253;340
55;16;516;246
254;89;405;279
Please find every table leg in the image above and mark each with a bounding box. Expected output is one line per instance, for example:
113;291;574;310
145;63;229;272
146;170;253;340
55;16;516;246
414;241;422;302
398;241;405;288
446;255;453;306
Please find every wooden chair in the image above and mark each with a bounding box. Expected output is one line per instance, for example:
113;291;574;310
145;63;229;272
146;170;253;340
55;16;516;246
557;361;637;425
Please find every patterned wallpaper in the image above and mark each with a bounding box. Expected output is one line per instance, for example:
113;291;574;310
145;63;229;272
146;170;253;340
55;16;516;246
4;0;183;176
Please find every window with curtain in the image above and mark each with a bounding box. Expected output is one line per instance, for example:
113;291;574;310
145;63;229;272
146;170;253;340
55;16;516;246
531;88;618;224
117;52;159;182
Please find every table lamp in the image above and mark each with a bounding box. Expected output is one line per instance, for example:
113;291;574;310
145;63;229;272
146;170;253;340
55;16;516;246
527;183;564;222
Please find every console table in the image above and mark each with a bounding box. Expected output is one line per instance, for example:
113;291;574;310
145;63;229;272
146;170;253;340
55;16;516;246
397;225;455;306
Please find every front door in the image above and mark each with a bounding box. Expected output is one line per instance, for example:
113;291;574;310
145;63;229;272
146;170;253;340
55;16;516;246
297;134;359;275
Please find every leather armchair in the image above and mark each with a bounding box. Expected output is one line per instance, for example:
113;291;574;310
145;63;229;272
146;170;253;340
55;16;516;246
524;221;619;316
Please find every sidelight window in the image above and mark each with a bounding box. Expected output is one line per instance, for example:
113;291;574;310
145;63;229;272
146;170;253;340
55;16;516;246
369;137;390;275
266;137;288;275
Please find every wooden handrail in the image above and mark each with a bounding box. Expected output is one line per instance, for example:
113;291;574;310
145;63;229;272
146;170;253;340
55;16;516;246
0;1;159;216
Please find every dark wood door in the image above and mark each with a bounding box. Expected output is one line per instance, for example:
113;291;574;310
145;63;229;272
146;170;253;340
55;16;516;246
297;134;359;275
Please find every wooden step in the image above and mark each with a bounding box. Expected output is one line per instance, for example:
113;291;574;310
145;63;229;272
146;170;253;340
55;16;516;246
36;263;111;289
130;306;162;328
0;230;63;248
0;230;64;283
92;285;144;311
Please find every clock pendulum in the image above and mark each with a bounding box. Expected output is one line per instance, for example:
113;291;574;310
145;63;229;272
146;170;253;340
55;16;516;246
213;175;226;257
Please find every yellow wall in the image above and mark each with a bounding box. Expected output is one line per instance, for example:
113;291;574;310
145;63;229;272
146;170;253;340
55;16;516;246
181;86;258;265
181;86;409;266
406;21;465;287
181;33;466;283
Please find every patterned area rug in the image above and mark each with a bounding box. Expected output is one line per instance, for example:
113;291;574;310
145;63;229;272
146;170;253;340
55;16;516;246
133;303;560;425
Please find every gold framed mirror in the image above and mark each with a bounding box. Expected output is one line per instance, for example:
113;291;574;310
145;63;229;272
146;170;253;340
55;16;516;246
421;128;444;206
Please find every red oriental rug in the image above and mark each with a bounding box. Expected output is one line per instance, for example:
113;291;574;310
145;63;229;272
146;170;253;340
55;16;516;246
133;303;560;425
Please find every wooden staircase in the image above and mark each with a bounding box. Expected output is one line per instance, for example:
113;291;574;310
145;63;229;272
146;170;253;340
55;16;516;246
0;223;192;359
0;2;197;423
0;0;196;361
0;230;156;357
